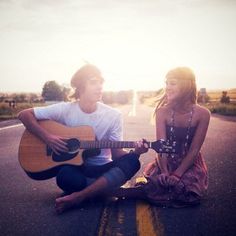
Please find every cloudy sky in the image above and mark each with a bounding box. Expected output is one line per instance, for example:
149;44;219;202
0;0;236;93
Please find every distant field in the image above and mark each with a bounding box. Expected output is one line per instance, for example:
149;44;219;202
1;88;236;120
207;88;236;101
0;102;45;120
141;88;236;116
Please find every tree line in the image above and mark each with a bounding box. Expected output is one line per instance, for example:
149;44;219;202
1;80;233;106
1;80;135;105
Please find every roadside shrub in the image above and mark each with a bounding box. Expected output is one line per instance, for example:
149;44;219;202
0;104;12;115
0;102;43;120
220;91;230;104
206;103;236;116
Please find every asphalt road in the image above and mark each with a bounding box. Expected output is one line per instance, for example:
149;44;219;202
0;104;236;236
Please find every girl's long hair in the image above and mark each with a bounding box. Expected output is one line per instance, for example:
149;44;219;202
154;67;197;116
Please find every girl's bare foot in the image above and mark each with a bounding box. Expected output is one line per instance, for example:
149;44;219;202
55;192;84;214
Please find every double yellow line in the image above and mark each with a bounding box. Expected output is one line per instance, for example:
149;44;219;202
136;201;164;236
98;200;164;236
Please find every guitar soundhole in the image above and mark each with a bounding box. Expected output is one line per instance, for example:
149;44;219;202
66;138;80;154
52;138;80;162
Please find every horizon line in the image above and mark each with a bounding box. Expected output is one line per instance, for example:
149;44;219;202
1;87;236;95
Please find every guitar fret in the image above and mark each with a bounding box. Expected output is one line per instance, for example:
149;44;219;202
79;140;175;150
80;141;136;149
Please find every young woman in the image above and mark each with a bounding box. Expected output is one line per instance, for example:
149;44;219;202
113;67;210;207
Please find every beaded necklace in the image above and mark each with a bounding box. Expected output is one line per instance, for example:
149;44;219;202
169;106;194;157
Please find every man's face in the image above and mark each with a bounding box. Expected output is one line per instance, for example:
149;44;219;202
81;77;104;102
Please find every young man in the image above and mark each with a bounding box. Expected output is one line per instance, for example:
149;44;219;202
18;64;148;214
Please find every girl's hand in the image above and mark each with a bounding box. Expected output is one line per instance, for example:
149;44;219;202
167;174;181;186
158;173;170;186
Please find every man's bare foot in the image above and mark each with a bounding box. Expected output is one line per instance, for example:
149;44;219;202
55;192;84;214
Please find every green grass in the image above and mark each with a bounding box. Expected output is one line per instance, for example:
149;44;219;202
0;102;45;120
204;102;236;116
207;89;236;101
141;98;236;116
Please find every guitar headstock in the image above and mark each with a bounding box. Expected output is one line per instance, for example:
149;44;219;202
151;139;179;154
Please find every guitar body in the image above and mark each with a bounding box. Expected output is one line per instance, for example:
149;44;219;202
18;120;179;181
18;120;95;180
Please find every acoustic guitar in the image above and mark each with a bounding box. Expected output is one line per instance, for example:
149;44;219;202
18;120;178;180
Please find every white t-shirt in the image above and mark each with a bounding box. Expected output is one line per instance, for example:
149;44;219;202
34;101;123;166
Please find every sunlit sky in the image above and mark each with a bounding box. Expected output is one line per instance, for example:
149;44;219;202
1;0;236;93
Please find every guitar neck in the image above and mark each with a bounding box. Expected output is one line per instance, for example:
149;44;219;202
80;141;151;149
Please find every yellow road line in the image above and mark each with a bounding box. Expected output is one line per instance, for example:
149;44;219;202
97;202;124;236
97;206;110;236
136;200;164;236
97;198;164;236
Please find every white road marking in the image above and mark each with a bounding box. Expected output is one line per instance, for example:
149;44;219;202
0;124;23;131
128;90;137;117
